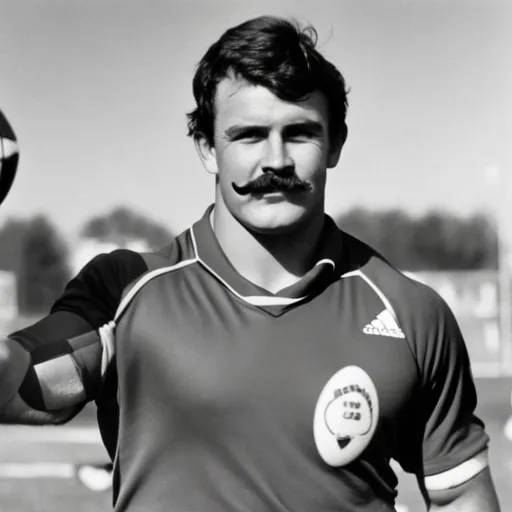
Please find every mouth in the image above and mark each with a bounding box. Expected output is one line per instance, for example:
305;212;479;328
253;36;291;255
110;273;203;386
252;186;304;195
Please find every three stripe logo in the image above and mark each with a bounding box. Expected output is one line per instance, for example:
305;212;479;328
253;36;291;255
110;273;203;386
363;310;405;338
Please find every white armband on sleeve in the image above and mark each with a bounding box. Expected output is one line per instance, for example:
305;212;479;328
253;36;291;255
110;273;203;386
424;449;489;491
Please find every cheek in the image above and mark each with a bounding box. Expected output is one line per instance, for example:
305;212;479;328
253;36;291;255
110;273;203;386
291;144;329;179
216;145;258;182
215;149;249;202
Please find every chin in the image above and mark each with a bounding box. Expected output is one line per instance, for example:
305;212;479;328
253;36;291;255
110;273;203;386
236;202;314;235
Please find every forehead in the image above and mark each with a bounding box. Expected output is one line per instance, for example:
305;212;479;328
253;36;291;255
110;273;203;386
213;76;329;128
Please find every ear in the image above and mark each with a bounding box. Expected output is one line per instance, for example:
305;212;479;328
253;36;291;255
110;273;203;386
326;124;348;169
194;135;218;175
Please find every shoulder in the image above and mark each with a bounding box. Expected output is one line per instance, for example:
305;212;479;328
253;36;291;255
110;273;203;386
80;248;147;276
342;233;448;320
138;231;192;272
57;248;149;302
341;233;457;355
51;241;184;327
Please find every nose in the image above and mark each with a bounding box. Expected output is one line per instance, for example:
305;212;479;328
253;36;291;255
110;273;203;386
261;134;294;174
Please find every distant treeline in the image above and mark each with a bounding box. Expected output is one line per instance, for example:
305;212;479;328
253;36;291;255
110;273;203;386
334;209;497;271
0;207;497;314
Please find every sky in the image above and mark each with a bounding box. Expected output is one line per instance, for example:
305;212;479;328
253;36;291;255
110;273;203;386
0;0;510;243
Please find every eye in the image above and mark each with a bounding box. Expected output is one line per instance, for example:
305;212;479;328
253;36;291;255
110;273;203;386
285;127;322;142
233;128;266;142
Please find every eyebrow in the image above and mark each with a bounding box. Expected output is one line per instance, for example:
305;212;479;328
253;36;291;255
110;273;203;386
224;120;325;138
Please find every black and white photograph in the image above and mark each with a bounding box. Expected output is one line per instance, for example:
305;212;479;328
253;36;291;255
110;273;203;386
0;0;510;510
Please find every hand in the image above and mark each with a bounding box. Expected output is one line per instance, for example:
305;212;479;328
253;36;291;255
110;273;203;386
0;337;30;410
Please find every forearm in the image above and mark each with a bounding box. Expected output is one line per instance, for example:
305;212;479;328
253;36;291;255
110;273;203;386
427;467;500;512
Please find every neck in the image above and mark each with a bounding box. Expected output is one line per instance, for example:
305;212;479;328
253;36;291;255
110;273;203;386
212;206;325;294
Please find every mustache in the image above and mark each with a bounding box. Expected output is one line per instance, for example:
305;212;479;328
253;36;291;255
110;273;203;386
231;173;312;196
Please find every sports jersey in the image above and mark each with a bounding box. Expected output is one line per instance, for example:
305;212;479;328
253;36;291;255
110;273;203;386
8;205;489;512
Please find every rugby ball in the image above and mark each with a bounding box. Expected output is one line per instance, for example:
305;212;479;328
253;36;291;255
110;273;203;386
0;110;19;207
313;365;379;466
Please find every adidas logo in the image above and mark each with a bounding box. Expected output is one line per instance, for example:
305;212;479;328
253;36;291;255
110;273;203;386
363;310;405;338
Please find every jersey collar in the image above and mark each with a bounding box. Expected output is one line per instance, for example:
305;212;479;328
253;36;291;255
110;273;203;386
189;205;347;312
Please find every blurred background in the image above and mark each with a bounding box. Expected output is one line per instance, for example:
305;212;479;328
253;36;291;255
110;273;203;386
0;0;511;510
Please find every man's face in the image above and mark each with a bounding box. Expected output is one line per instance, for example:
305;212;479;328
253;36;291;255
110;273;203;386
197;75;343;234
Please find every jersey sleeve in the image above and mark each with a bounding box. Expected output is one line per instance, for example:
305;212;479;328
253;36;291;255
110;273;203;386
7;249;148;411
51;249;148;326
397;286;489;487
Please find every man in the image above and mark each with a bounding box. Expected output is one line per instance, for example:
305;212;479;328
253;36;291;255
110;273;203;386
0;15;501;512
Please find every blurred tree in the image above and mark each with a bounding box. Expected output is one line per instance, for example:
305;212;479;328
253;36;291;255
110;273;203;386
335;209;497;271
17;215;71;314
0;218;29;272
411;211;497;270
81;206;173;249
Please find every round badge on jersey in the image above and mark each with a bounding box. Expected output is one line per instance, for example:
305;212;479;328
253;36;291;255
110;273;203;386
313;365;379;467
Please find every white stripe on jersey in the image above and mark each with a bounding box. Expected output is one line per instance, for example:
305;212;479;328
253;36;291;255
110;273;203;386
114;258;198;322
98;259;198;377
341;269;402;327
